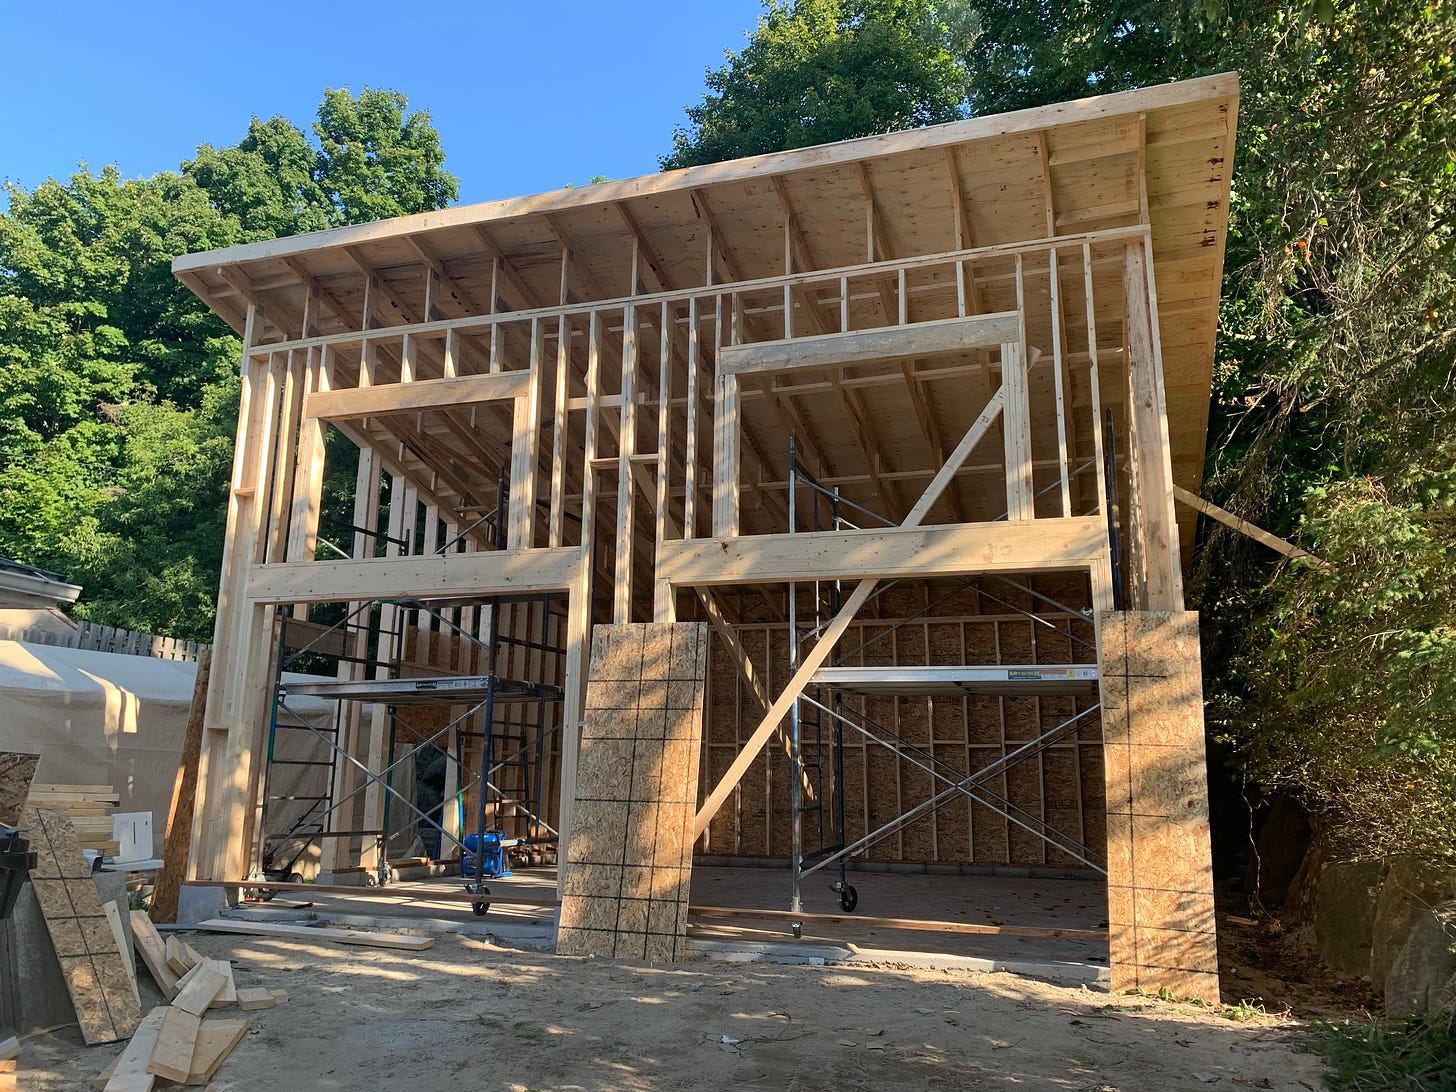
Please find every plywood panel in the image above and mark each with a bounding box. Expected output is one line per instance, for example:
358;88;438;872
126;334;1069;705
0;752;40;827
558;622;708;961
1099;610;1219;1001
24;806;142;1044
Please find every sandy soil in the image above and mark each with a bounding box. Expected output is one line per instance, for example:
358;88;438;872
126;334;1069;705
18;932;1326;1091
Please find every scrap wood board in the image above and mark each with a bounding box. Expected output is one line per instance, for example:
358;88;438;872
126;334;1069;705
181;1016;249;1084
146;1005;201;1082
95;1013;251;1089
128;911;179;998
25;806;141;1044
171;963;226;1017
192;918;434;950
100;1004;165;1091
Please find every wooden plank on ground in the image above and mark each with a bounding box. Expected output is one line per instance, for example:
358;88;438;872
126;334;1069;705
207;958;237;1003
687;904;1108;940
235;987;276;1011
24;807;142;1044
192;918;435;951
151;649;210;924
101;1006;165;1092
146;1005;202;1082
128;912;179;999
183;878;560;907
182;1016;250;1085
164;937;197;977
171;963;226;1017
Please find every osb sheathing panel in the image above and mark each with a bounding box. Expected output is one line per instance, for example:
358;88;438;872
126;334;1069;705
25;806;142;1044
0;750;40;827
558;622;707;962
700;593;1105;869
1098;610;1219;1002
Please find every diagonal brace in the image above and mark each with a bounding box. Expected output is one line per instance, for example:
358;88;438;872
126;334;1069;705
692;386;1007;839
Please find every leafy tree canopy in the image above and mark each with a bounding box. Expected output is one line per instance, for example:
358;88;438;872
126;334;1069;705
0;88;456;639
662;0;978;169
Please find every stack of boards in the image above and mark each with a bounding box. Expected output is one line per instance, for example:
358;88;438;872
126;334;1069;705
28;784;120;857
96;913;286;1090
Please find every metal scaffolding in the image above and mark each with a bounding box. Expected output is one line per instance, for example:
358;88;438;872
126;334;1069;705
256;589;565;905
783;440;1109;932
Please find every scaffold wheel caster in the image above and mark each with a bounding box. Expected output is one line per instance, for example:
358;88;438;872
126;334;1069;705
471;885;491;916
792;922;802;939
838;884;858;913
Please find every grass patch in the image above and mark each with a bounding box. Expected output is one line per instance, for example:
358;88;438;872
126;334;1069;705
1319;1011;1456;1090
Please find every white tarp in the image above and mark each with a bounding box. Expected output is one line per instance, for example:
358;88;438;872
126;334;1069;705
0;639;336;862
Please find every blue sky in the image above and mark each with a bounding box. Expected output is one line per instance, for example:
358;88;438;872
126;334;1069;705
1;1;767;205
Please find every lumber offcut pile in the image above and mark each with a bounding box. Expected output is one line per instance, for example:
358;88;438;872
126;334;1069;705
97;913;288;1090
1;1034;19;1092
29;785;120;858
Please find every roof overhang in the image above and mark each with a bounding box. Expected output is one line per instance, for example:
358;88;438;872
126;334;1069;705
175;73;1239;550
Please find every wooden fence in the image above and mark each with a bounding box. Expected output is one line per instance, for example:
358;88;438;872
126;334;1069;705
0;619;208;662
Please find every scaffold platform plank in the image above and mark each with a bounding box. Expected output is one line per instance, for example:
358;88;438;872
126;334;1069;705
279;674;563;705
810;664;1098;696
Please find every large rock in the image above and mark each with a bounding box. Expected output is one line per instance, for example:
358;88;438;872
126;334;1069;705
1370;858;1456;987
1287;837;1384;977
1385;901;1456;1016
1244;795;1312;908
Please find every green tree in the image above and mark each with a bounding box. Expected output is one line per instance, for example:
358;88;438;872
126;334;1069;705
662;0;978;169
0;88;457;639
187;87;458;233
0;165;242;585
186;116;332;239
314;88;458;223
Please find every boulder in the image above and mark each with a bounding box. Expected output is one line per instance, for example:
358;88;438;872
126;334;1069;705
1244;795;1312;908
1370;858;1456;987
1385;901;1456;1016
1287;837;1384;977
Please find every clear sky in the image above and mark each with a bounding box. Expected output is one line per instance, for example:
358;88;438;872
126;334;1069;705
1;1;767;206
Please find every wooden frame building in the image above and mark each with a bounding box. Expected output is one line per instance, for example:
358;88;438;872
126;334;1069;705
174;73;1238;996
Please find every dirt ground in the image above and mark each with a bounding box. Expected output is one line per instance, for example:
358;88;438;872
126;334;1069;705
18;931;1327;1091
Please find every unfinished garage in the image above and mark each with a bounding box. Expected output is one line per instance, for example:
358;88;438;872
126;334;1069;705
171;72;1237;1000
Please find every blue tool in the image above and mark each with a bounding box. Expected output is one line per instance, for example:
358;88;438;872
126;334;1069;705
462;830;515;879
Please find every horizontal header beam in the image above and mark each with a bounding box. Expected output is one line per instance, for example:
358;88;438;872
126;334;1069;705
719;312;1019;378
304;370;530;422
245;547;581;604
658;518;1108;587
